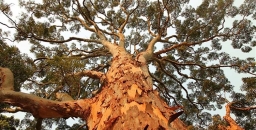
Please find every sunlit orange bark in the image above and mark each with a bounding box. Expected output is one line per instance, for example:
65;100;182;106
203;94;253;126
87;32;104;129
85;53;186;129
0;52;187;129
218;102;244;130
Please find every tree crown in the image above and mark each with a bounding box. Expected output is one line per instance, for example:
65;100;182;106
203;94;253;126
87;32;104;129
0;0;255;129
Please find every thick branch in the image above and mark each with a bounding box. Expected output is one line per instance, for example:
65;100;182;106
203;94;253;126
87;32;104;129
68;70;106;81
118;7;130;48
70;2;120;56
0;90;91;119
146;35;161;55
221;102;244;130
71;15;118;56
136;35;161;63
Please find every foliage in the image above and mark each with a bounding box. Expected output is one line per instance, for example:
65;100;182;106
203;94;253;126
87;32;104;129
0;0;255;129
0;115;19;130
0;40;34;91
0;41;34;129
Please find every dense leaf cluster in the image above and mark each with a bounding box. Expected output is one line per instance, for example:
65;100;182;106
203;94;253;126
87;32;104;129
0;115;19;130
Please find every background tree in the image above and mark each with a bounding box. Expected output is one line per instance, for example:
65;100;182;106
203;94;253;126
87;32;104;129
0;0;255;129
0;115;19;130
0;40;33;129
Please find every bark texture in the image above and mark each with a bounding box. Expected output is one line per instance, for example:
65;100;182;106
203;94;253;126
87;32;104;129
218;103;244;130
0;47;187;129
86;52;186;130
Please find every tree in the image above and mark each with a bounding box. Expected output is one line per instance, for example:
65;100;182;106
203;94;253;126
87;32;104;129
0;0;255;129
0;115;19;130
0;41;33;129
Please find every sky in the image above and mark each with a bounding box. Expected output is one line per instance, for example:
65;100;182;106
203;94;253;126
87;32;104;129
1;0;255;128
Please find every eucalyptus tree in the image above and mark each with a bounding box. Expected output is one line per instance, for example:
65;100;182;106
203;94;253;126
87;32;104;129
0;0;255;129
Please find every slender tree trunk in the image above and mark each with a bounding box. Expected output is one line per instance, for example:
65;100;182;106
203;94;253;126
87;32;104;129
86;53;187;130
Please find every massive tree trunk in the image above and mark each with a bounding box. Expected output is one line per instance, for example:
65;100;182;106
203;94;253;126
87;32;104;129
85;50;186;129
0;46;187;129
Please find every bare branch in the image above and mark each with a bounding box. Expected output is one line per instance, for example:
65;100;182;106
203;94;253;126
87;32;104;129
154;34;228;55
153;57;203;123
163;35;178;41
0;21;16;29
36;118;43;130
33;57;50;62
75;0;109;41
0;5;19;29
163;58;201;80
69;1;119;56
27;79;57;86
150;73;180;106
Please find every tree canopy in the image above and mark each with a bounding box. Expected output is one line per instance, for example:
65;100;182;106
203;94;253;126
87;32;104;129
0;0;255;129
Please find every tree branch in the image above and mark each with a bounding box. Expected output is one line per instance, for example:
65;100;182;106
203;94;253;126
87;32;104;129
161;57;256;76
219;102;244;130
31;35;101;44
231;105;256;111
136;35;161;63
118;1;140;48
153;57;203;123
67;70;106;81
163;58;201;81
1;107;24;113
70;14;118;56
154;34;228;55
147;17;157;37
0;90;91;119
150;73;180;106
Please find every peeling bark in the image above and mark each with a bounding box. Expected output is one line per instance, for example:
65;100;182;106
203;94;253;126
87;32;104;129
85;50;186;130
0;90;91;118
0;47;187;129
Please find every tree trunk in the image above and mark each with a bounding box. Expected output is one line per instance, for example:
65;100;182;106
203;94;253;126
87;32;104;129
86;53;186;130
0;48;187;129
